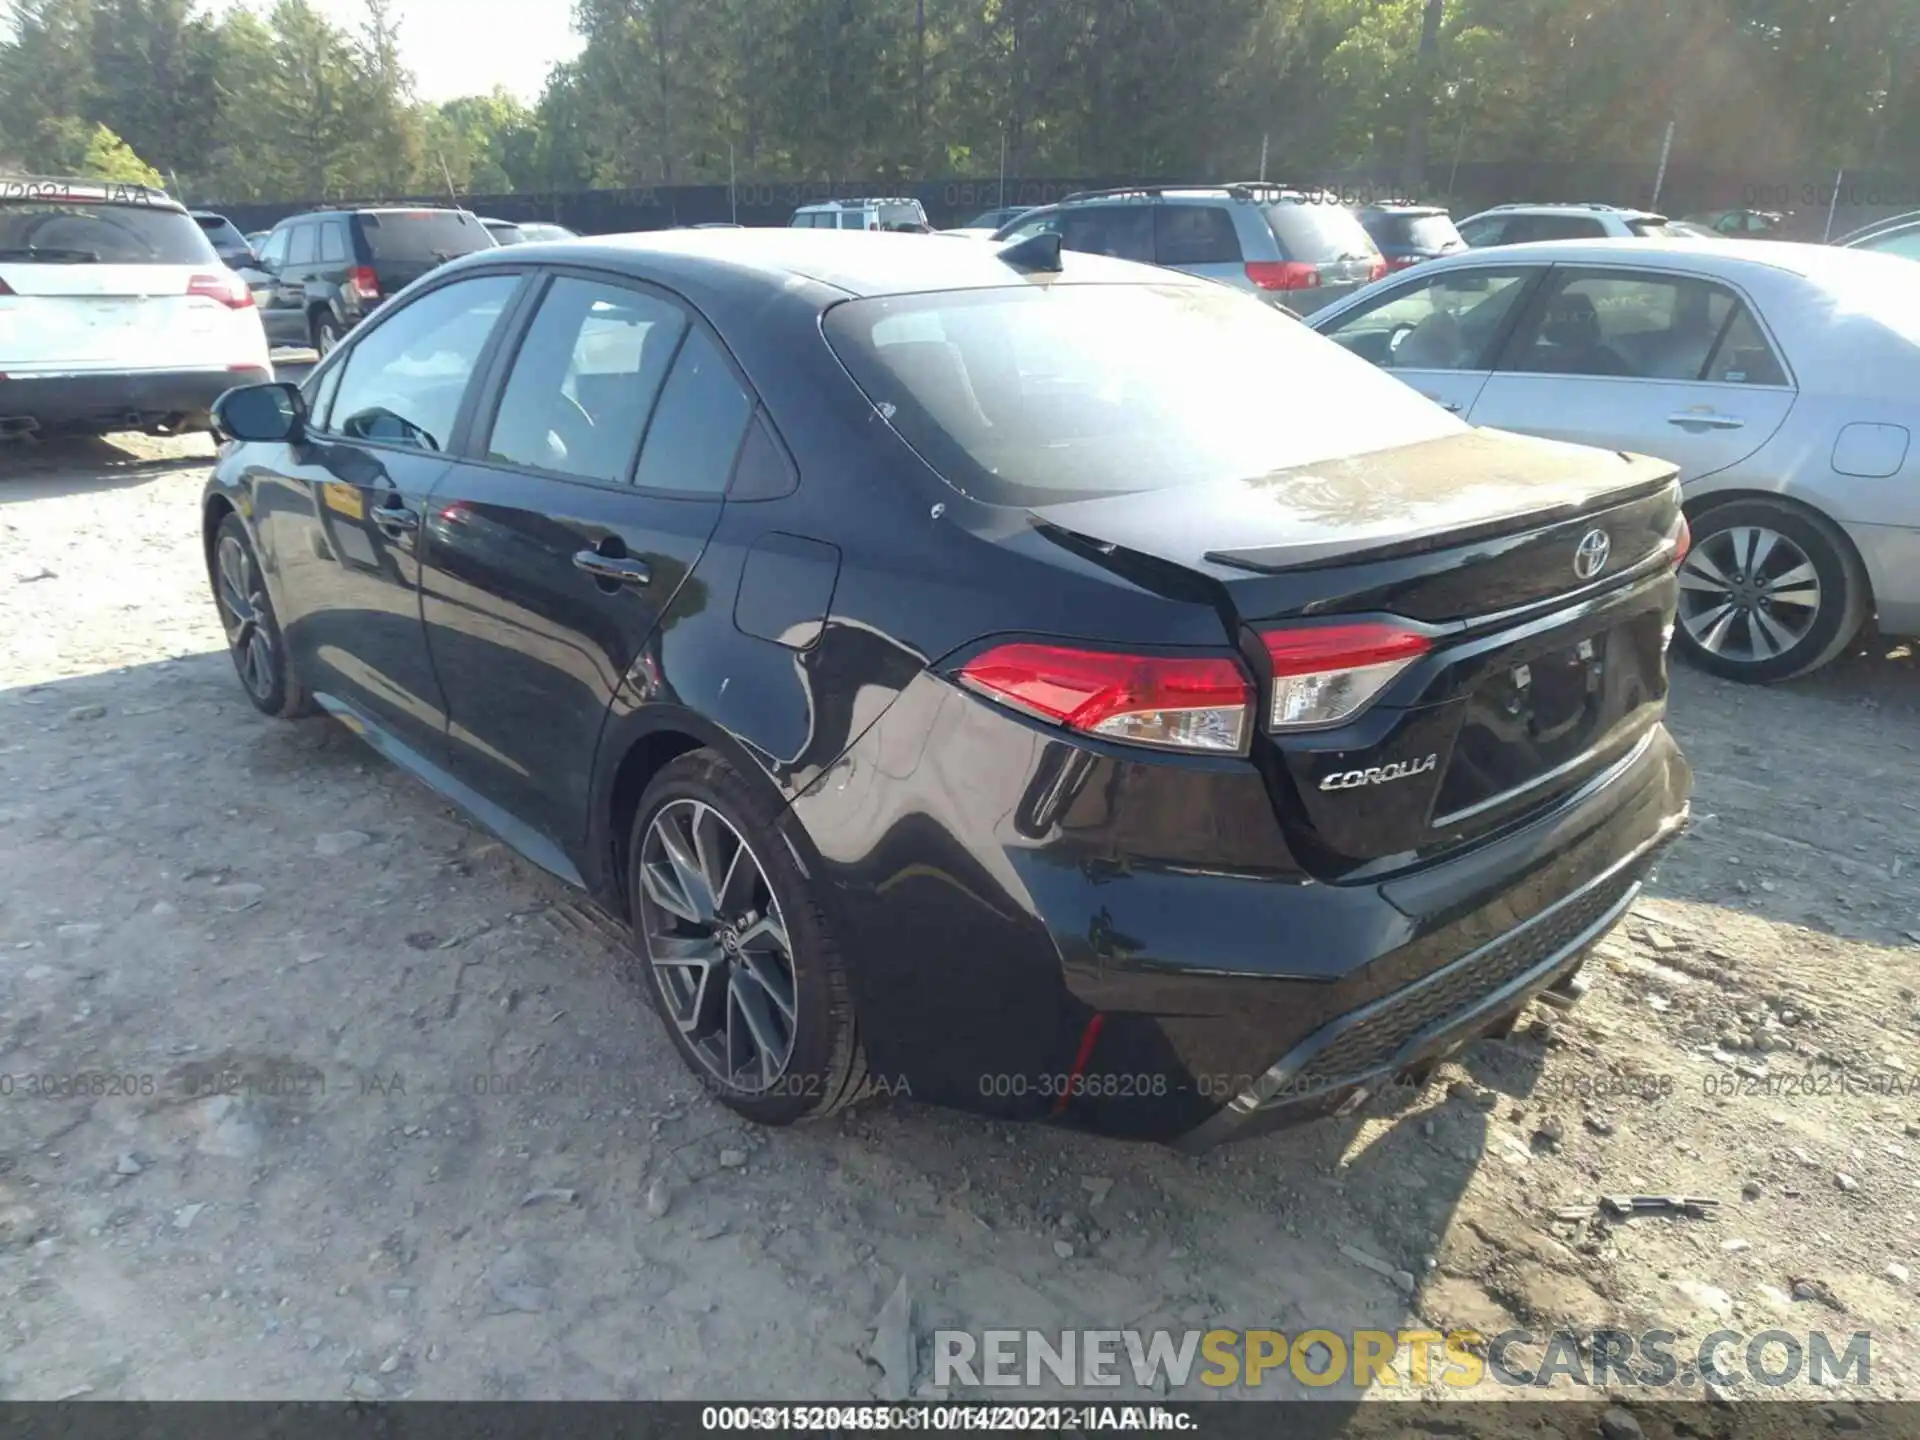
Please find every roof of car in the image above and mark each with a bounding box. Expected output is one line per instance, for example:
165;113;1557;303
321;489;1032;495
1;175;182;209
451;226;1197;299
1465;202;1664;218
794;198;922;209
1383;235;1914;282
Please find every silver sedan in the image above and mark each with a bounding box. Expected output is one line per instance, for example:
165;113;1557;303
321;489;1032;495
1308;237;1920;681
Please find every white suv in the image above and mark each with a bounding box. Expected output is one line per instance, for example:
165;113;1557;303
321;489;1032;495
1456;202;1692;248
789;198;930;232
0;175;271;439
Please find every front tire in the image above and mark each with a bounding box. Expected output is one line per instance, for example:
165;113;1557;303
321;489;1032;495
209;513;314;719
1673;499;1866;683
628;750;868;1126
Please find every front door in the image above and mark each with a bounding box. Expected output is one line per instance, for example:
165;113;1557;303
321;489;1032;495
420;271;755;853
1466;266;1798;482
255;269;526;755
1312;265;1544;417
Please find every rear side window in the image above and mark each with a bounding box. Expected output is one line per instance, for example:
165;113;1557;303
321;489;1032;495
318;221;348;263
1458;216;1508;247
1155;205;1241;265
1371;212;1463;251
486;277;688;483
0;201;217;264
287;224;317;265
632;328;753;495
838;211;867;230
354;210;493;261
1503;214;1606;243
879;202;926;230
1264;200;1378;262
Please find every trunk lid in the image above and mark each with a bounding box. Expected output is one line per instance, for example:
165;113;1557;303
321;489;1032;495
1027;429;1683;876
0;263;237;371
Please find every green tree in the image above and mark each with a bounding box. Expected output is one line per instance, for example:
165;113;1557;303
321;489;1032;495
79;121;164;183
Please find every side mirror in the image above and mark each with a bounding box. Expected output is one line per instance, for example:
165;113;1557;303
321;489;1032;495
213;382;306;444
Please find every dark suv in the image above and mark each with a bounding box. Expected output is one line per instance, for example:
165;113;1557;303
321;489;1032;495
992;184;1386;314
252;206;496;354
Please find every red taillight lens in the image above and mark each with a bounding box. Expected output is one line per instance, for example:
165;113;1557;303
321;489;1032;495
349;265;381;301
1387;256;1420;272
1368;256;1390;281
1245;260;1321;291
958;643;1254;754
1261;622;1432;731
187;272;253;308
1672;513;1691;567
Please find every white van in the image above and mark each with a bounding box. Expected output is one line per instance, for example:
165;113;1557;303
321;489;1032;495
788;198;930;233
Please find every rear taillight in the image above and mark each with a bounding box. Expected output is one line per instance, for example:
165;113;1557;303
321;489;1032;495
349;265;381;301
187;272;253;308
1261;622;1432;731
1672;512;1691;567
958;643;1253;754
1387;256;1421;272
1245;261;1321;292
1368;256;1389;281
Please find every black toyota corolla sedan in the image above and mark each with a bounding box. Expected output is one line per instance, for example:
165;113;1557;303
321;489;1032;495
202;229;1691;1149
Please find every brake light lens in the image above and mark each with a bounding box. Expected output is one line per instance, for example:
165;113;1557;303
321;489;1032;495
186;272;253;308
349;265;381;301
958;643;1253;754
1245;260;1321;291
1368;256;1389;281
1672;512;1691;567
1262;622;1432;730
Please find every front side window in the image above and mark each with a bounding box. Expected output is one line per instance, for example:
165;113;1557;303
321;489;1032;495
1457;216;1508;247
1319;269;1534;371
325;274;519;451
1504;214;1606;243
824;282;1464;508
1502;270;1784;383
259;227;291;268
486;277;689;483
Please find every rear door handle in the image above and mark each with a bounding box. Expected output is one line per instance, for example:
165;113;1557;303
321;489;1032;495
1667;411;1744;430
1421;393;1462;413
371;501;419;534
573;550;652;587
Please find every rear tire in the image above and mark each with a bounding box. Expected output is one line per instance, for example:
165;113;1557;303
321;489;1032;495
1673;498;1866;683
628;750;868;1126
209;513;314;719
311;312;342;357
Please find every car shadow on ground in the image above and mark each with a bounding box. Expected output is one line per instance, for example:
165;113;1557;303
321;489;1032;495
0;434;217;503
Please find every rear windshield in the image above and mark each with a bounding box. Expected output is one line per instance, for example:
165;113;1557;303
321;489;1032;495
1264;200;1380;262
0;200;217;264
823;283;1460;508
1374;212;1463;250
354;210;494;261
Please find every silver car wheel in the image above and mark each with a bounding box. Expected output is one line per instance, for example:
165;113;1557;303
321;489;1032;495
1678;524;1821;662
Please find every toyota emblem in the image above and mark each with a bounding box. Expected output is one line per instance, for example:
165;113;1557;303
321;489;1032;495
1573;528;1612;581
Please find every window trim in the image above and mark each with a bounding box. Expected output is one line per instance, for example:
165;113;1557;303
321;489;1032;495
302;266;535;458
1489;262;1797;391
456;261;771;502
1317;264;1548;373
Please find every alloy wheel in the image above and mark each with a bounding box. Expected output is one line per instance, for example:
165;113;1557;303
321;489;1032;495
637;798;798;1092
316;319;340;356
1677;524;1821;664
214;533;277;702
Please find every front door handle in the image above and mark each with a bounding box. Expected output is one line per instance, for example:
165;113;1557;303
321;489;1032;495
573;550;652;587
371;501;419;534
1667;411;1744;430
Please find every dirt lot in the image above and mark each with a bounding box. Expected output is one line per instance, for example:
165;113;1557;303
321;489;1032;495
2;433;1919;1410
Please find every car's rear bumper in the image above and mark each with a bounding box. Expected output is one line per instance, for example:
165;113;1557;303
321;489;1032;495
1844;519;1920;638
0;366;272;433
788;667;1692;1147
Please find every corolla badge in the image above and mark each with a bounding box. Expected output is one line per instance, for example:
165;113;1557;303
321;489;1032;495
1573;528;1612;581
1319;754;1439;791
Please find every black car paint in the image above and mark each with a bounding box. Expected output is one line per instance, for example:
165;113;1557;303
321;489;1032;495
204;234;1691;1146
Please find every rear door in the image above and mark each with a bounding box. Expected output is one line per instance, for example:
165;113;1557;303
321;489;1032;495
420;270;752;852
255;270;526;757
1466;266;1797;482
0;192;234;372
1312;265;1544;417
1058;205;1156;263
1154;203;1245;287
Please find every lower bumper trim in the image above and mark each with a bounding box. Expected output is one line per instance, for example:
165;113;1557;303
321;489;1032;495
1176;814;1682;1153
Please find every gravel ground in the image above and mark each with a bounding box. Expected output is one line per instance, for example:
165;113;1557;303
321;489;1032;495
2;433;1918;1409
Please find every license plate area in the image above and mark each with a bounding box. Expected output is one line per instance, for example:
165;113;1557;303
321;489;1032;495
1432;611;1665;826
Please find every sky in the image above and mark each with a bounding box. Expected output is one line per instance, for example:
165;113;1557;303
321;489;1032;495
250;0;583;104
